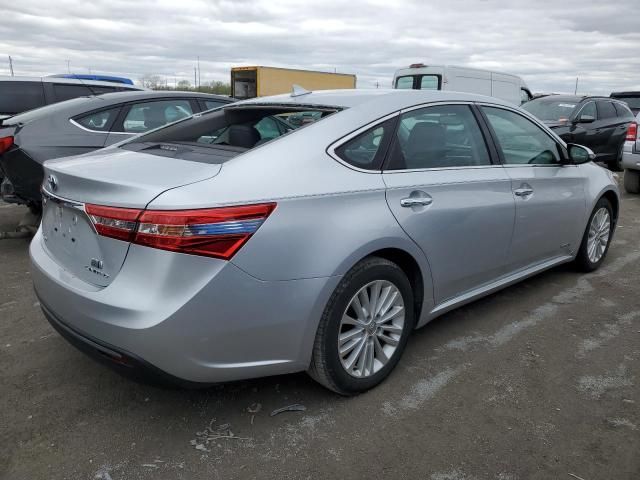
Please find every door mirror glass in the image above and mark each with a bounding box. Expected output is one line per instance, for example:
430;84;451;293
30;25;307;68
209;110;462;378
577;114;595;123
568;144;595;164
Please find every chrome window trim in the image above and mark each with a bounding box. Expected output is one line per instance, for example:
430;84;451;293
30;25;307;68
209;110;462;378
69;118;134;136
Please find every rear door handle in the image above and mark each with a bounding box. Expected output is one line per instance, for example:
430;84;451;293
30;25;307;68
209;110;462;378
514;187;534;197
400;197;433;207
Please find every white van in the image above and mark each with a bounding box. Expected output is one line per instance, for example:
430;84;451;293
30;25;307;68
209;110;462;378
393;64;532;105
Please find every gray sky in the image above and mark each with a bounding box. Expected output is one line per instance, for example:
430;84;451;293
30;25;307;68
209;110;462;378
1;0;638;94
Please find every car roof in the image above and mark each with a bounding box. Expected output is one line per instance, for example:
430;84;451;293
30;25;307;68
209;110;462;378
233;88;514;110
0;75;142;90
5;90;234;125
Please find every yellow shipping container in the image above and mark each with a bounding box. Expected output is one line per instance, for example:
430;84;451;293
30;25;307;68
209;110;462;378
231;66;356;99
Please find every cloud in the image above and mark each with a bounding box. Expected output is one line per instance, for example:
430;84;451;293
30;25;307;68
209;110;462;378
0;0;638;94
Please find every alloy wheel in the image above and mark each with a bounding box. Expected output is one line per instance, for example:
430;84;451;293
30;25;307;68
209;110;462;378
338;280;405;378
587;207;611;263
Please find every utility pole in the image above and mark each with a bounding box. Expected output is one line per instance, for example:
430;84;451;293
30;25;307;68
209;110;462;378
66;59;70;73
8;55;14;76
197;56;201;90
194;67;197;90
574;77;579;95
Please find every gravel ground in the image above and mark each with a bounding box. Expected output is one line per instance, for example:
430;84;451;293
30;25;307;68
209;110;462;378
1;187;639;480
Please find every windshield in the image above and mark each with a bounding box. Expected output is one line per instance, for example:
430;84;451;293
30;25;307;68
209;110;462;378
522;98;579;122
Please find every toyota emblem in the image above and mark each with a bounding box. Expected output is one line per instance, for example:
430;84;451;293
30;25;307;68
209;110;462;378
47;174;58;191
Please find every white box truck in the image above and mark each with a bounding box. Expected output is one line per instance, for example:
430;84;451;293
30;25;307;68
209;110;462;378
392;64;532;105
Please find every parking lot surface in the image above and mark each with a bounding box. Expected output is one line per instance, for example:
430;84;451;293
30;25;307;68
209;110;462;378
1;189;639;480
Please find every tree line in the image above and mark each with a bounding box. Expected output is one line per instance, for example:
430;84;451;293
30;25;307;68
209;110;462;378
139;74;231;95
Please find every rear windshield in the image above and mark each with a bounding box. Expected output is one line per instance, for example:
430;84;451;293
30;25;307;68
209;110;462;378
120;105;340;162
611;95;640;110
522;98;579;121
0;81;46;115
5;96;100;125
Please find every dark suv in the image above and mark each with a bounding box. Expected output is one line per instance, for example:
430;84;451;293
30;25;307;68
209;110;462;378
0;76;142;120
522;95;635;171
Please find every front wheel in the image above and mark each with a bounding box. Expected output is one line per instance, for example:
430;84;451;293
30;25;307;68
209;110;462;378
308;257;414;395
575;198;614;272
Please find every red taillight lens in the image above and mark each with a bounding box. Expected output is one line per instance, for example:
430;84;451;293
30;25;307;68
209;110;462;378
85;204;142;242
626;122;638;141
86;202;276;260
0;136;14;154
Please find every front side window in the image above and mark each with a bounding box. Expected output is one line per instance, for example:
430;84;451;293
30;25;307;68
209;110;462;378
386;105;490;170
335;119;394;170
74;107;120;132
596;101;617;119
578;101;597;120
395;76;414;89
121;100;193;133
482;107;561;165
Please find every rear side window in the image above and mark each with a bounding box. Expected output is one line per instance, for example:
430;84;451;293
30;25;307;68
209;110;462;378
52;83;93;102
482;107;560;165
74;107;120;132
335;118;395;170
204;100;225;110
386;105;490;170
0;81;46;114
613;102;633;119
121;100;193;133
596;101;617;119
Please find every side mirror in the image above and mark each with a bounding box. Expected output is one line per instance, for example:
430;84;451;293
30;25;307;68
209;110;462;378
575;114;595;123
567;144;595;164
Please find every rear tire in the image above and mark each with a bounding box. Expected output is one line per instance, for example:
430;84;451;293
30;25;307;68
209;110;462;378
308;256;414;395
606;145;624;172
623;169;640;194
575;197;614;272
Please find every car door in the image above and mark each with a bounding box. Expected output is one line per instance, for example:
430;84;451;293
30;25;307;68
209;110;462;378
383;103;515;304
480;105;587;271
105;98;195;145
566;100;599;149
595;100;623;161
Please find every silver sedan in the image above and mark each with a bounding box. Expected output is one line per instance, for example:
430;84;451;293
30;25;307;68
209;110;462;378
31;89;619;394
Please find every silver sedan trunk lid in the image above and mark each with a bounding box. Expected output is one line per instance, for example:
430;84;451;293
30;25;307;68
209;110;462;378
40;148;222;287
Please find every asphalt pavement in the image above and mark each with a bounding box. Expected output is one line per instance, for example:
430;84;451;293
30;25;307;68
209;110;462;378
1;187;639;480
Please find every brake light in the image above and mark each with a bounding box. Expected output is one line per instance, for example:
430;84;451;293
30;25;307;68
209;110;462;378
0;136;14;154
85;203;276;260
409;63;426;69
85;204;142;242
626;122;638;141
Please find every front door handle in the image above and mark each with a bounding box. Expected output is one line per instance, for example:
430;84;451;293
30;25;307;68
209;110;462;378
514;187;534;197
400;197;433;207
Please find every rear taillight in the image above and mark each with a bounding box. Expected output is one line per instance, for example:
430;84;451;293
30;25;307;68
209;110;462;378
626;122;638;141
85;204;142;242
0;136;14;154
85;203;276;260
